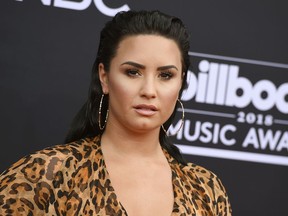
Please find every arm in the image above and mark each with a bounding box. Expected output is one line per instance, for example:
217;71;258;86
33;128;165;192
212;174;232;216
0;153;65;215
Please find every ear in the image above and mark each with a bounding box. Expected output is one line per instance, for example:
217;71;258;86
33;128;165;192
99;63;109;94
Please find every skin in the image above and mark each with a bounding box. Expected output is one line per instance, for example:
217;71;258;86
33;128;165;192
99;35;183;216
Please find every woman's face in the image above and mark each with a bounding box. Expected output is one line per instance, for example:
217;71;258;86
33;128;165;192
99;35;183;134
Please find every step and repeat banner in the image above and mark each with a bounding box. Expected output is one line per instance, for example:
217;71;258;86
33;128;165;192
174;55;288;165
1;1;287;215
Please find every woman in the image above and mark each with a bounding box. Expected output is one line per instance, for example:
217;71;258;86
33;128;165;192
0;10;231;215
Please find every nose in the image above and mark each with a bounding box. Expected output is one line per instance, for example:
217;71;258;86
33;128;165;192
140;76;157;99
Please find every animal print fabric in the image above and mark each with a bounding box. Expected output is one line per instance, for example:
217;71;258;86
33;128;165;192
0;136;232;215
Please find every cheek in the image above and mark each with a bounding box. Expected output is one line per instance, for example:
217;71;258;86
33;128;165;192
165;80;182;99
162;80;182;111
164;92;178;108
108;77;135;102
161;87;180;109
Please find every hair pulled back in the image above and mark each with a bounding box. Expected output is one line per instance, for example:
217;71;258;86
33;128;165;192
65;10;190;164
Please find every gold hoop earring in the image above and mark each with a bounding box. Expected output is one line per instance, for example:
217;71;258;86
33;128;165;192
162;99;185;136
98;94;109;130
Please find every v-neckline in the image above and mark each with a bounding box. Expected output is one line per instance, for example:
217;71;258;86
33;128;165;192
98;139;178;216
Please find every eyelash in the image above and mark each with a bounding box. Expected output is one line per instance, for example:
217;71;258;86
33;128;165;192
159;71;173;80
125;69;174;80
125;69;141;77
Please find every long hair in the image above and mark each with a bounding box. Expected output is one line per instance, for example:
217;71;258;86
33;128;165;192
65;10;190;165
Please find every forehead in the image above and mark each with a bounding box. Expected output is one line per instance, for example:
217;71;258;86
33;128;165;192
112;35;182;67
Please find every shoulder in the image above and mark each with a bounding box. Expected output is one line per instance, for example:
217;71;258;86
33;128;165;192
179;162;232;215
0;136;101;214
0;136;101;194
183;162;226;192
1;136;100;181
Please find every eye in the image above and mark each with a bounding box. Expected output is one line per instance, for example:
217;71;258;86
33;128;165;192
125;69;141;77
159;71;174;80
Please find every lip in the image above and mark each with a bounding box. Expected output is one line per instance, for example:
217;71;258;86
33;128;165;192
133;104;158;116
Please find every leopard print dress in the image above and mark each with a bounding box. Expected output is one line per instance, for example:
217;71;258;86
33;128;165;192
0;136;232;215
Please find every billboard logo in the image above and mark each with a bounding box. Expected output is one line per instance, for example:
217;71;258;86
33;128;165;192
173;52;288;166
182;60;288;114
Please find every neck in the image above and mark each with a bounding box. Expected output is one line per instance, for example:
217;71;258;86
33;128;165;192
101;123;162;159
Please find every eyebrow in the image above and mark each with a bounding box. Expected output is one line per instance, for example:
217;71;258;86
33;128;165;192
121;61;178;71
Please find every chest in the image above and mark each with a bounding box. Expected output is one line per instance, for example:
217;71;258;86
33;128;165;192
106;164;174;216
57;157;216;215
70;167;215;216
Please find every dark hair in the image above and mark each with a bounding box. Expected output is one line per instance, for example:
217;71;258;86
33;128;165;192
65;10;190;165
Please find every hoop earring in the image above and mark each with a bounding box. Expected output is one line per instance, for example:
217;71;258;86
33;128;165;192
162;99;185;136
98;94;109;130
